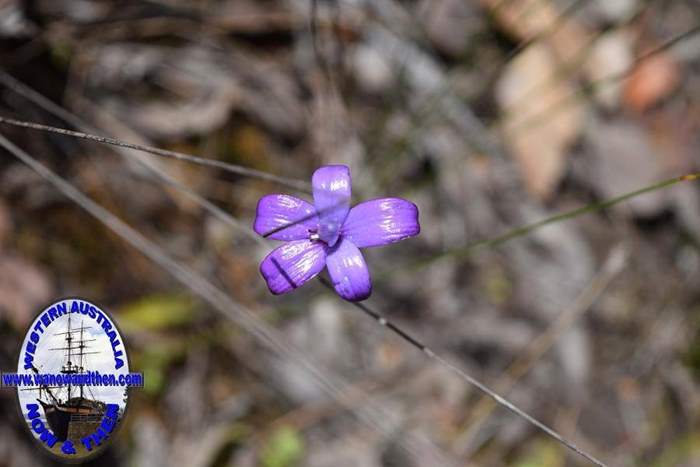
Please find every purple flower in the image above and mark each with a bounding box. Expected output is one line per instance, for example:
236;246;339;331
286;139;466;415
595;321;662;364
253;165;420;301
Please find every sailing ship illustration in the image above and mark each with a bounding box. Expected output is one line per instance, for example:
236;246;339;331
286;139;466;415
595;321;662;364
25;313;107;442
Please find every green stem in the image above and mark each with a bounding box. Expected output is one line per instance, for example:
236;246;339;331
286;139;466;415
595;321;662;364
396;173;699;274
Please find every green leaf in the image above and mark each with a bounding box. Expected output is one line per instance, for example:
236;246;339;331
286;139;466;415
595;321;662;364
117;294;196;332
260;426;304;467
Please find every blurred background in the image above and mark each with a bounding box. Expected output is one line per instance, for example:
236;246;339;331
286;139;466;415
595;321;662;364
1;0;699;466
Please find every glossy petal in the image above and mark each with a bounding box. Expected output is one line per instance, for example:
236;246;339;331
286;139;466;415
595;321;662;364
326;238;371;301
254;194;318;241
342;198;420;248
260;240;326;294
312;165;351;247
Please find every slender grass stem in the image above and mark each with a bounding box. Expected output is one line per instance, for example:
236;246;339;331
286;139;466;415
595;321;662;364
398;173;698;274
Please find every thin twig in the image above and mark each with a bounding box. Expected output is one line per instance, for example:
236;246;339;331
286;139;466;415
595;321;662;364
318;277;610;467
0;71;262;245
0;115;311;193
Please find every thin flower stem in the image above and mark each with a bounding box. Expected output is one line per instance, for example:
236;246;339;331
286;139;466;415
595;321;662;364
399;173;699;274
0;115;311;193
318;277;610;467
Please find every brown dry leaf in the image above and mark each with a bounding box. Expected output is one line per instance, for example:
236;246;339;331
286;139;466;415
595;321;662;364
0;254;53;329
496;43;586;200
480;0;590;62
623;50;680;112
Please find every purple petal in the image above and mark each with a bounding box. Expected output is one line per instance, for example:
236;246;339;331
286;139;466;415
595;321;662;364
260;240;326;295
312;165;351;247
254;194;318;241
341;198;420;248
326;238;371;301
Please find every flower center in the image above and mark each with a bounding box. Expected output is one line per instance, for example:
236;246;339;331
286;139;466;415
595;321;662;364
309;226;341;246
